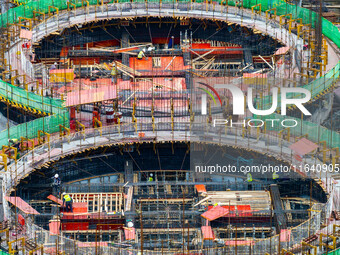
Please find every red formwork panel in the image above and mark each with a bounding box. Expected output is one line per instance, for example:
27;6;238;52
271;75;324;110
207;205;236;210
130;56;185;74
191;44;243;56
206;205;252;217
124;227;136;240
49;221;60;235
225;240;255;246
72;202;88;213
201;226;215;240
195;184;207;193
96;224;124;231
237;205;252;217
61;222;89;231
5;196;40;215
201;205;230;221
47;195;63;205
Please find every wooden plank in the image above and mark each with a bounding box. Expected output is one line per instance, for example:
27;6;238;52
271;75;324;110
165;185;172;195
148;186;154;195
270;184;287;231
115;194;118;213
125;187;133;212
284;200;293;222
204;191;271;211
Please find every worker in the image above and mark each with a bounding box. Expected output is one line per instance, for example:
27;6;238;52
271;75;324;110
147;173;153;182
111;62;118;84
246;173;253;182
111;63;117;76
8;138;20;150
126;219;134;228
52;174;61;187
137;49;146;60
62;192;73;213
272;172;279;180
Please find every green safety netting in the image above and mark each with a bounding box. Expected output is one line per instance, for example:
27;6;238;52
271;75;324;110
0;111;69;145
323;248;340;255
0;79;69;147
0;0;338;149
258;113;340;149
0;250;9;255
0;80;64;114
259;62;340;111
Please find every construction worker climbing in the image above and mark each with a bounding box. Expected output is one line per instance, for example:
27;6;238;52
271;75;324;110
247;173;253;182
137;49;146;60
62;192;73;213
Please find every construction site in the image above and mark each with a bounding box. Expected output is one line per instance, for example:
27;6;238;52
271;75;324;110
0;0;339;254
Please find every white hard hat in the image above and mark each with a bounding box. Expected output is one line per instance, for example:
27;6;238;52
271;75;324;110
54;62;57;65
150;173;153;177
62;192;66;195
55;174;59;178
143;48;146;52
127;221;134;228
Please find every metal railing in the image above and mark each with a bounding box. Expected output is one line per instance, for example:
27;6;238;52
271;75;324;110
0;121;334;254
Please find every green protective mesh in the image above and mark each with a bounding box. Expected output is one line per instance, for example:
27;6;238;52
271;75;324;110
257;62;340;114
0;112;69;147
0;79;69;146
0;0;338;149
0;80;64;114
322;248;340;255
0;250;10;255
257;113;340;149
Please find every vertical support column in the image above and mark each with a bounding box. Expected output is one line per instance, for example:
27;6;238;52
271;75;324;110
183;51;192;89
124;160;134;184
0;0;10;13
121;32;130;81
124;160;135;228
0;177;4;222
